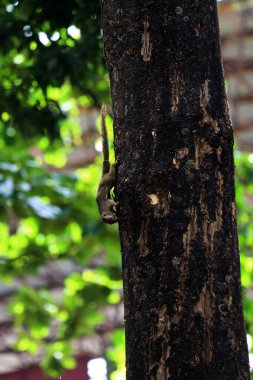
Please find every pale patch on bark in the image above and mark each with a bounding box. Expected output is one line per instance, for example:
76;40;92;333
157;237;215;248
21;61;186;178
210;170;223;252
231;201;236;220
141;19;152;61
146;304;171;380
195;138;200;169
137;217;149;257
156;363;171;380
183;206;197;255
194;283;209;315
199;80;220;133
172;255;180;267
194;282;214;363
171;70;181;112
168;191;171;204
146;192;171;218
120;224;131;250
157;193;171;217
172;147;189;169
200;80;210;109
194;138;212;169
227;294;233;308
157;192;171;218
217;146;223;162
200;173;210;181
157;305;171;337
202;114;219;133
228;325;237;350
151;129;159;159
129;266;146;315
200;170;223;253
201;139;213;155
195;170;224;364
172;207;197;325
148;193;159;205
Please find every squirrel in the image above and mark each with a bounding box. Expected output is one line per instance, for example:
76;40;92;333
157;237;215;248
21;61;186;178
96;105;118;224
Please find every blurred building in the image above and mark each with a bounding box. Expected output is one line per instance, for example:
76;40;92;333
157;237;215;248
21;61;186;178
219;0;253;150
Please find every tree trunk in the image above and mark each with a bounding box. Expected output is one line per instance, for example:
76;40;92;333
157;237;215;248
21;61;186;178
101;1;250;379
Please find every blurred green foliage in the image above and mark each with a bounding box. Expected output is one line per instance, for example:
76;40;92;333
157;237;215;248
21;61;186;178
235;151;253;365
0;0;108;139
0;0;123;378
1;1;253;379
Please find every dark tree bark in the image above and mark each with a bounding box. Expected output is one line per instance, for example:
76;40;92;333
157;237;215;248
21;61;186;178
101;1;250;379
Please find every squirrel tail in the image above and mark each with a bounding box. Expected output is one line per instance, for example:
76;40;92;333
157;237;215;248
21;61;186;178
101;104;110;173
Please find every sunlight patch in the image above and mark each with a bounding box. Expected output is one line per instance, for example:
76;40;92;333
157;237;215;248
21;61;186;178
87;358;107;380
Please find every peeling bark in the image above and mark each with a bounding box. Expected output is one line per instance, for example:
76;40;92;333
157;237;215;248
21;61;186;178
101;0;250;379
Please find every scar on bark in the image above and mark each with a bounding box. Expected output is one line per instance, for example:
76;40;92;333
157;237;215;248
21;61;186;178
96;105;118;224
141;19;152;61
137;217;149;257
171;70;181;112
199;80;219;133
146;305;171;379
194;282;214;363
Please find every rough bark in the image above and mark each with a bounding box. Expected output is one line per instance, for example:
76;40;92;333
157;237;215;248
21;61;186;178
101;1;250;379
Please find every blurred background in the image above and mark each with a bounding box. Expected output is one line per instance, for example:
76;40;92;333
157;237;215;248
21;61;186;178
0;0;253;379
